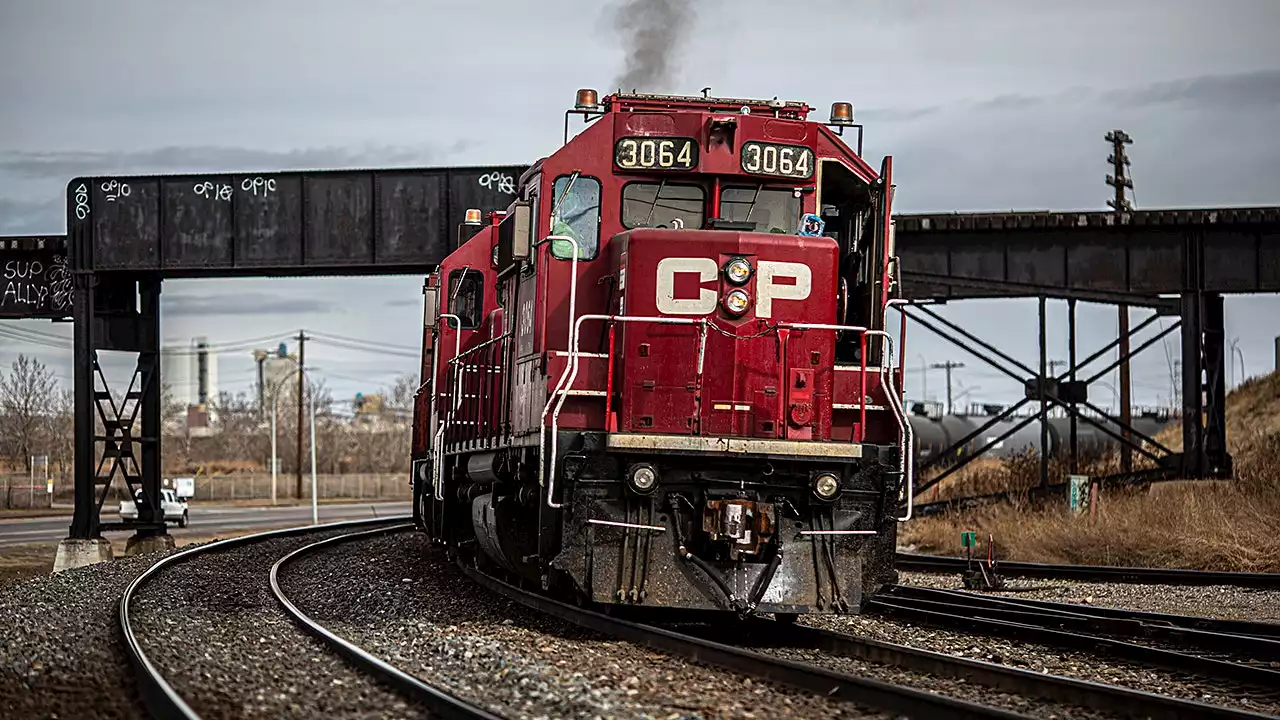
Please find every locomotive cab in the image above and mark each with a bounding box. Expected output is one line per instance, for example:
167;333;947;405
414;90;911;617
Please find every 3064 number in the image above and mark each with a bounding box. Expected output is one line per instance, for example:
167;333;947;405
615;137;698;171
741;141;813;179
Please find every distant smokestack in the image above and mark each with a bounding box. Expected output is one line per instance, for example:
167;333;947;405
611;0;696;93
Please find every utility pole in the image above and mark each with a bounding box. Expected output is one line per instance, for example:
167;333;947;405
1048;360;1068;376
930;361;965;414
1107;129;1135;474
296;330;308;503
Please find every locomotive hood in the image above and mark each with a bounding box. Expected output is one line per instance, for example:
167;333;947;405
609;228;840;440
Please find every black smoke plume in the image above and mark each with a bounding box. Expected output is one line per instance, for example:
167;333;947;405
611;0;695;93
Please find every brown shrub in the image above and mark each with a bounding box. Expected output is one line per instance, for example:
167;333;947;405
902;373;1280;572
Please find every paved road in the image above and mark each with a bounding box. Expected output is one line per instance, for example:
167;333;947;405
0;501;412;548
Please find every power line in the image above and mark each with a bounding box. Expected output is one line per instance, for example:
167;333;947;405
307;330;420;353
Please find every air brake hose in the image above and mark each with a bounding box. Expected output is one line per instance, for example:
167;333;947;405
744;544;784;614
669;496;743;612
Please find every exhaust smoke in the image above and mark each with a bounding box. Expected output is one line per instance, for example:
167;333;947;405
611;0;696;93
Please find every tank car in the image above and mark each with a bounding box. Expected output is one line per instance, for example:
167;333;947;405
410;90;910;617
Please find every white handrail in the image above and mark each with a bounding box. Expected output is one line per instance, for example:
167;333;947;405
431;314;462;501
542;313;705;509
883;298;914;521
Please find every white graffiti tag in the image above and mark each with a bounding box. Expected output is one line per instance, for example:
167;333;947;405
479;171;516;195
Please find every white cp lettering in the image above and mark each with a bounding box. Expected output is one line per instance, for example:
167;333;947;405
755;261;811;318
655;257;813;317
655;257;717;314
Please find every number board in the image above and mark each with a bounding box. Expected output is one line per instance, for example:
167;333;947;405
614;137;698;171
741;141;814;179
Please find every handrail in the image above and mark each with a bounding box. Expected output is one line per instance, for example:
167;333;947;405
884;298;914;520
431;314;462;501
542;313;706;509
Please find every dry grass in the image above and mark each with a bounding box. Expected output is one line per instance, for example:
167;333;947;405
902;372;1280;572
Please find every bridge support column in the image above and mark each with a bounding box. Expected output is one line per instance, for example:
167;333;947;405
58;274;168;568
1181;291;1230;479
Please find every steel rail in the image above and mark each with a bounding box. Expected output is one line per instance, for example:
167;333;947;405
118;516;412;720
895;585;1280;645
722;618;1274;720
883;588;1280;662
868;596;1280;689
894;552;1280;588
270;525;503;720
458;564;1031;720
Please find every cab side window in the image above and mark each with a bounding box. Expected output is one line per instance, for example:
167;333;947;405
550;175;601;260
447;269;483;329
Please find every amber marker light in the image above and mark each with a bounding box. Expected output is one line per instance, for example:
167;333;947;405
575;88;601;111
829;102;855;125
464;209;483;226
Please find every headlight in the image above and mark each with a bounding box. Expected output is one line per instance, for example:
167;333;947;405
723;257;753;285
723;289;751;316
812;472;840;500
629;464;658;494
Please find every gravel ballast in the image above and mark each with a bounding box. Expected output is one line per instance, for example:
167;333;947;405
279;529;894;720
900;570;1280;623
0;547;180;719
129;526;434;720
802;612;1280;717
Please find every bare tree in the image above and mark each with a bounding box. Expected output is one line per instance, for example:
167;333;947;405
0;355;58;472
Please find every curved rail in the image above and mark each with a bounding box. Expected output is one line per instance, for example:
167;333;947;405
459;563;1031;720
269;525;502;720
119;516;411;720
726;618;1274;720
895;552;1280;588
872;585;1280;690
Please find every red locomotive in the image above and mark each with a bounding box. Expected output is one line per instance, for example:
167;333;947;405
412;89;913;617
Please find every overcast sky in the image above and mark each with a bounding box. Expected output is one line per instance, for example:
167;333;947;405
1;0;1279;411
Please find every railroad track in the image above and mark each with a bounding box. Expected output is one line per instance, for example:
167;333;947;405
116;519;1278;719
119;516;495;720
872;585;1280;690
895;552;1280;588
459;562;1276;719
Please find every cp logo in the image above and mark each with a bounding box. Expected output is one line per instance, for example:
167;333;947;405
655;257;811;318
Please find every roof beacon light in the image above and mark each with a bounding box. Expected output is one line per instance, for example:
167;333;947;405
829;102;855;125
575;88;601;112
464;209;483;227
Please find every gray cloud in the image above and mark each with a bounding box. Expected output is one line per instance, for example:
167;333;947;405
0;195;64;234
164;293;340;317
1111;69;1280;108
385;298;420;308
0;143;466;181
860;69;1280;127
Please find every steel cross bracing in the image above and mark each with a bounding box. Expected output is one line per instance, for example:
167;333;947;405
901;296;1218;511
71;275;166;539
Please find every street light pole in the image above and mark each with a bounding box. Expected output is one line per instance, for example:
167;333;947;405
269;364;316;509
310;386;318;524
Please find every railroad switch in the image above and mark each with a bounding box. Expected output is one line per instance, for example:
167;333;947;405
961;531;1005;591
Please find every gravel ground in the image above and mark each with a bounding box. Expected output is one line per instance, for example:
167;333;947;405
0;546;182;719
759;645;1116;719
129;526;433;720
802;613;1280;717
279;529;895;720
899;570;1280;623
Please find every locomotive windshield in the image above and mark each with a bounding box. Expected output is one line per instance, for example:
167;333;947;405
550;175;602;260
621;182;706;229
719;186;801;234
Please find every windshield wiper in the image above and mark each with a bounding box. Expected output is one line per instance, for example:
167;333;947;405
643;179;667;227
743;183;764;227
